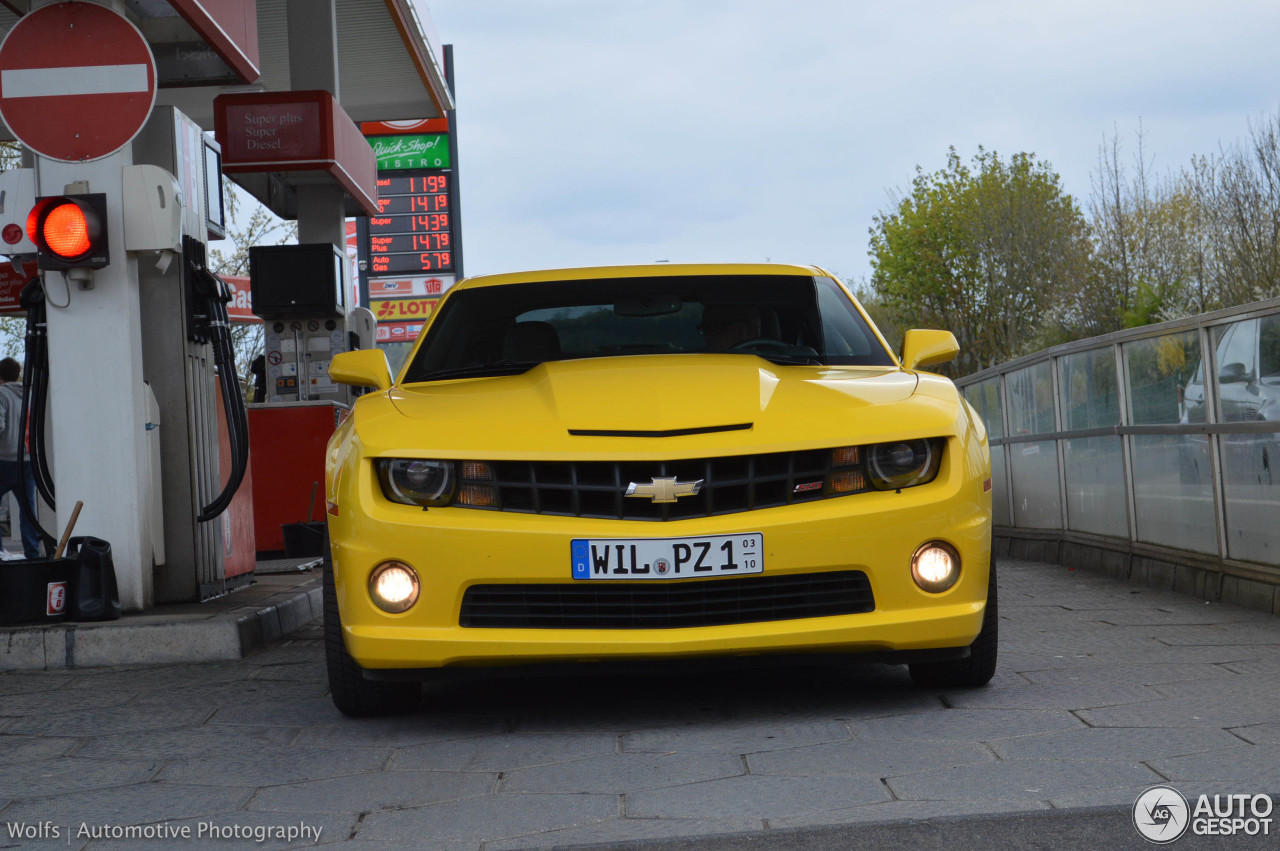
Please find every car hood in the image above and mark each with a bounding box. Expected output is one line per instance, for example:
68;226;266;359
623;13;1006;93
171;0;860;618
359;355;964;458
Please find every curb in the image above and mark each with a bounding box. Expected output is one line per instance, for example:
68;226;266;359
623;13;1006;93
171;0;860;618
0;584;322;671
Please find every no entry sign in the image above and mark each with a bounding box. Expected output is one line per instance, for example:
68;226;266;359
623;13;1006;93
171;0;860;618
0;2;157;162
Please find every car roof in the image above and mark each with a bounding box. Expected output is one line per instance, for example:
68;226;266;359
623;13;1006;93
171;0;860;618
452;262;832;290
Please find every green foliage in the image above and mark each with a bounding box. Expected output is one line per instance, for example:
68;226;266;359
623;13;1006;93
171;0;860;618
868;147;1092;375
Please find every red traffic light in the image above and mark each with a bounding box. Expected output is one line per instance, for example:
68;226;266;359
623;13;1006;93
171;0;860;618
27;194;109;271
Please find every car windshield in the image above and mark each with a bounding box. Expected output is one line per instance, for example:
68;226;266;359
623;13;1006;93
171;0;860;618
401;274;895;383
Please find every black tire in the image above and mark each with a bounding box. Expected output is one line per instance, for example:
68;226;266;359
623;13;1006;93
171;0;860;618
323;542;422;717
909;564;998;688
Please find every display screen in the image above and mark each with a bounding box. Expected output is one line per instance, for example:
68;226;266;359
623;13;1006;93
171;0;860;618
366;169;456;274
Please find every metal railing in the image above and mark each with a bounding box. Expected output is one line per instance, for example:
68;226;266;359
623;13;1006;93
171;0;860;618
955;296;1280;589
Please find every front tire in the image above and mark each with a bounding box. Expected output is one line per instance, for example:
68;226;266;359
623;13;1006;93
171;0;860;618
323;542;421;717
908;564;998;688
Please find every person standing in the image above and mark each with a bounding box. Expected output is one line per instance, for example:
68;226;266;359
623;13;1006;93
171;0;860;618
0;357;42;559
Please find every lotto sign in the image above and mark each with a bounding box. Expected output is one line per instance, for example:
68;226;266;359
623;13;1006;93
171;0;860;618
47;581;67;616
0;3;158;162
372;297;438;321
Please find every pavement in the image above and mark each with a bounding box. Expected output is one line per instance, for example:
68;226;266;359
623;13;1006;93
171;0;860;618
1;557;1279;849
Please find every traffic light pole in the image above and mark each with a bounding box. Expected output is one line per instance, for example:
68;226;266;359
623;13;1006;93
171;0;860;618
34;145;154;611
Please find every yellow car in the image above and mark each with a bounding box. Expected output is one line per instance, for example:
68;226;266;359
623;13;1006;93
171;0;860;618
324;263;993;716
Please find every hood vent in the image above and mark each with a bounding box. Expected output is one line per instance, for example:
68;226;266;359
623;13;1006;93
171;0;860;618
569;423;753;438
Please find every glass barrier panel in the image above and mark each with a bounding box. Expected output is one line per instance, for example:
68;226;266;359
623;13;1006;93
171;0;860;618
963;377;1004;440
1125;332;1201;425
1062;435;1128;538
1059;347;1119;430
1006;362;1055;436
1210;315;1280;424
1009;440;1062;528
1130;434;1216;554
1221;433;1280;566
990;444;1011;527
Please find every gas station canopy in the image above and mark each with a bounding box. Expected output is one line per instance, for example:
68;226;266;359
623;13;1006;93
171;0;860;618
0;0;452;133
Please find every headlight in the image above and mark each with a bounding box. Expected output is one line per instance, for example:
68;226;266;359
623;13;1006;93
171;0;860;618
368;561;420;613
376;459;455;506
866;438;943;490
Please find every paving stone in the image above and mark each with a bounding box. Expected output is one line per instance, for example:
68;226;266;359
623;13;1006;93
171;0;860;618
354;792;618;846
75;724;297;760
292;715;507;749
943;681;1165;711
623;719;850;755
1151;743;1280;783
0;685;140;717
1086;645;1280;665
158;745;391;787
1148;624;1280;646
846;708;1083;742
886;758;1163;801
246;769;494;814
998;652;1103;672
4;703;213;737
393;733;616;771
1085;606;1274;626
626;774;889;820
1019;662;1238;687
1050;781;1222;810
64;663;255;691
500;751;743;793
484;816;764;850
0;734;79;763
988;726;1249;762
770;796;1052;828
0;782;252;825
1150;676;1280;702
0;756;160;799
76;810;351;851
1220;657;1280;676
1230;723;1280;745
747;738;991;777
206;695;342;727
246;660;327;682
0;671;76;693
1077;696;1280;728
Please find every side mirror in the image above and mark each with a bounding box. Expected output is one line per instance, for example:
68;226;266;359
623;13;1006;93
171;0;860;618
330;349;392;391
901;329;959;371
1218;362;1251;384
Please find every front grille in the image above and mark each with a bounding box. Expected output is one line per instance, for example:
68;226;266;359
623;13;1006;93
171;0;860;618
459;570;875;629
472;450;866;521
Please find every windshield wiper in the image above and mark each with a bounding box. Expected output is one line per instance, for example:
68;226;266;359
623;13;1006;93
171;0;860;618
413;361;545;382
761;355;825;366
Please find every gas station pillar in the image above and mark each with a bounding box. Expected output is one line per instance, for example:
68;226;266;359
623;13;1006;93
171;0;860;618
288;0;347;253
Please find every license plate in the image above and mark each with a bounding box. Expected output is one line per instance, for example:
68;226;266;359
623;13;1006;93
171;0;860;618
571;533;763;580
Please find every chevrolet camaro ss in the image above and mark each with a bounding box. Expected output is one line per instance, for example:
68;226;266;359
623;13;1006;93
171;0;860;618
323;263;994;716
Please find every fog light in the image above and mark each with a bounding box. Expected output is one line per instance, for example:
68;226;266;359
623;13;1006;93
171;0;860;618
369;562;420;613
911;541;960;593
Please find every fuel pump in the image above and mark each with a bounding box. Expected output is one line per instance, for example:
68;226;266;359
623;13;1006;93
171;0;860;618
133;106;255;601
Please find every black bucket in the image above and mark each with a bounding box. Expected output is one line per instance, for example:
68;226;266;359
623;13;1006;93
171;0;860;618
0;536;121;626
281;521;327;558
0;556;76;625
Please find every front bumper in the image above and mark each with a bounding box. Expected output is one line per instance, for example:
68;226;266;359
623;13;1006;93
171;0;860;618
330;443;991;670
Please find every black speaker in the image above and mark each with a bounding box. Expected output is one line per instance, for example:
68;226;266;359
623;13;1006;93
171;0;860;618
249;243;345;318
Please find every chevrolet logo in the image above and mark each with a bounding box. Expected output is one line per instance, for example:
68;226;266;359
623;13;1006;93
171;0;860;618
625;476;704;504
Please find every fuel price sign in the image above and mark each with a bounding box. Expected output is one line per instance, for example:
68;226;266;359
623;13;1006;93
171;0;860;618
366;170;455;274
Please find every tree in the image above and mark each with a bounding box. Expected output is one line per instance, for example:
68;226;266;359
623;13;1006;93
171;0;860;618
868;147;1093;375
1069;126;1202;338
208;180;297;394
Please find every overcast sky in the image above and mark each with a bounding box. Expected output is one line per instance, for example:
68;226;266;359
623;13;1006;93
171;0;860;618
423;0;1280;284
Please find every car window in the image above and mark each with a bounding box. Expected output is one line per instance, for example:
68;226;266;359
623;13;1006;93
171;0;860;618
1217;320;1256;377
401;275;895;382
1260;315;1280;380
